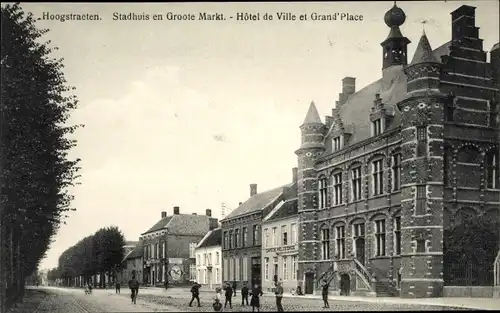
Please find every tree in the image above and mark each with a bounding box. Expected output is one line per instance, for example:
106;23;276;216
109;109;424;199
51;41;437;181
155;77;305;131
444;215;500;286
0;3;82;310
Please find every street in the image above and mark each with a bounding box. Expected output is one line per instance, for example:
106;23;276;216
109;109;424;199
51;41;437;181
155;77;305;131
9;286;482;312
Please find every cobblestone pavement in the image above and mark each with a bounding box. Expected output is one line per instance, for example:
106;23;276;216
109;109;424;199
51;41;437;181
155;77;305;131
10;286;174;312
124;288;472;312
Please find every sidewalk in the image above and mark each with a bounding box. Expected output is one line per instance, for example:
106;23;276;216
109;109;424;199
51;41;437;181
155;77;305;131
143;286;500;311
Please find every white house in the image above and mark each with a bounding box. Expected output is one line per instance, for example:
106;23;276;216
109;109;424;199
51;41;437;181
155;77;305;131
195;228;222;290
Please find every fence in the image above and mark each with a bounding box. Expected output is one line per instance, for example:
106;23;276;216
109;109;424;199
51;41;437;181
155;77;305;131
445;259;494;286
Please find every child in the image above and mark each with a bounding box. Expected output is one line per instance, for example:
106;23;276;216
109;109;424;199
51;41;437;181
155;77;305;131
213;287;223;312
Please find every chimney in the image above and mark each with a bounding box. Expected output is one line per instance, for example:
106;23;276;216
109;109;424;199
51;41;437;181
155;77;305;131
206;209;212;217
250;184;257;197
451;5;477;41
161;211;167;218
292;167;298;184
342;77;356;95
173;206;180;215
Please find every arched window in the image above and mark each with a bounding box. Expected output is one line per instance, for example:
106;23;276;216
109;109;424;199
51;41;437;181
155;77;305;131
372;157;384;196
334;224;346;259
321;227;330;260
485;150;499;189
351;165;363;201
332;170;343;205
318;176;328;208
391;152;402;191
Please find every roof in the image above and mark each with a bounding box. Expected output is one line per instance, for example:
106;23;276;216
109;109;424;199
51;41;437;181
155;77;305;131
221;184;291;221
125;240;138;247
332;41;451;145
410;33;439;65
302;101;322;125
126;242;143;260
197;228;222;249
263;198;298;223
142;214;217;236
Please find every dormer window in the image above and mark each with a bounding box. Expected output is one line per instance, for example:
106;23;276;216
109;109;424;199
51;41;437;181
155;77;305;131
372;118;384;136
332;136;342;152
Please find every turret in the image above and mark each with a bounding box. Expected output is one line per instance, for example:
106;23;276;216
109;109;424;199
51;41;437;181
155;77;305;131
398;31;447;298
380;3;411;70
295;101;325;287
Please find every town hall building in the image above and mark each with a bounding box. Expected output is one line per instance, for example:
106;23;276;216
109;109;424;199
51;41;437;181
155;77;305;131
294;3;499;298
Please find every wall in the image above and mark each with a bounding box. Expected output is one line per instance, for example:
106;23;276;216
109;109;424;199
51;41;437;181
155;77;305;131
261;216;299;293
195;245;222;290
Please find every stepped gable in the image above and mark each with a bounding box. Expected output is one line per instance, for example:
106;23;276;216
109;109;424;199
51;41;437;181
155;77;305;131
336;42;451;145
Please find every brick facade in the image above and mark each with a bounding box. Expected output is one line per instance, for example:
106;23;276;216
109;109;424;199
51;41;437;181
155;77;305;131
295;4;499;298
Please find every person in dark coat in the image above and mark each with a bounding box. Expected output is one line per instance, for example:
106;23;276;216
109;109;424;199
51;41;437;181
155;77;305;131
224;282;233;309
115;281;121;294
275;281;284;312
189;282;202;307
241;282;249;306
321;279;330;308
232;281;237;296
250;284;263;312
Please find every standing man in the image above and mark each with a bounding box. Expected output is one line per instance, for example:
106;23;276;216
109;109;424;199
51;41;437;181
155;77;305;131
115;281;121;294
232;281;237;297
241;282;249;306
321;279;330;308
189;281;202;307
275;281;284;312
224;282;233;309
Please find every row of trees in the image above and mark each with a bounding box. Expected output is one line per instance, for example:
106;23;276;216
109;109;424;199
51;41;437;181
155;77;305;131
49;226;126;288
0;3;82;311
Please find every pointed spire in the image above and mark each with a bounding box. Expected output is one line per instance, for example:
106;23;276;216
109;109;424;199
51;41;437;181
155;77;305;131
410;33;438;65
302;101;322;125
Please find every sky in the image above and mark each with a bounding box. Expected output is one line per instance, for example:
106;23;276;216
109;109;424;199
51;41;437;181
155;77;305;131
17;1;498;270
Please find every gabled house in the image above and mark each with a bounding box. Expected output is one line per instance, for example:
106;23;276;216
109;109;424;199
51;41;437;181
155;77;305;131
140;206;219;286
195;228;222;290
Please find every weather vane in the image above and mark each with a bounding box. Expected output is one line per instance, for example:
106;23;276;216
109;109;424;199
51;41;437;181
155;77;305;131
421;19;428;34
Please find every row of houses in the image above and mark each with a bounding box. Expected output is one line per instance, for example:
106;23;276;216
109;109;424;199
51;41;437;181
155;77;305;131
117;3;499;299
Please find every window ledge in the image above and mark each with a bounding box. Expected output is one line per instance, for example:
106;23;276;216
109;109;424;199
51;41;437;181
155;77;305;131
370;194;387;200
485;188;500;192
371;256;391;260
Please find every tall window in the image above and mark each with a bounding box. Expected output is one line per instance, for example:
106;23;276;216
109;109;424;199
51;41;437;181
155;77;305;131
203;253;207;265
263;228;269;248
228;230;233;249
486;152;499;189
416;185;426;215
372;118;383;136
223;258;228;281
215;268;220;284
335;225;346;259
234;229;240;248
242;257;248;281
264;257;269;280
321;228;330;260
283;256;288;280
190;264;197;281
242;227;247;247
445;103;454;122
332;136;342;152
155;243;159;259
319;176;328;208
353;223;365;238
223;231;228;250
273;257;279;281
292;256;297;280
372;159;384;195
416;126;427;157
196;255;200;266
375;219;386;256
229;258;234;281
394;217;401;256
235;257;240;281
272;227;277;247
352;166;362;200
216;252;220;265
253;225;259;245
281;225;288;246
290;223;297;245
392;154;401;191
333;172;343;205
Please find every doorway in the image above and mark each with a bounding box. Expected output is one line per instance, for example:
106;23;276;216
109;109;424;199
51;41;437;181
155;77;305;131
340;273;350;296
355;238;365;266
304;272;314;294
251;257;261;287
